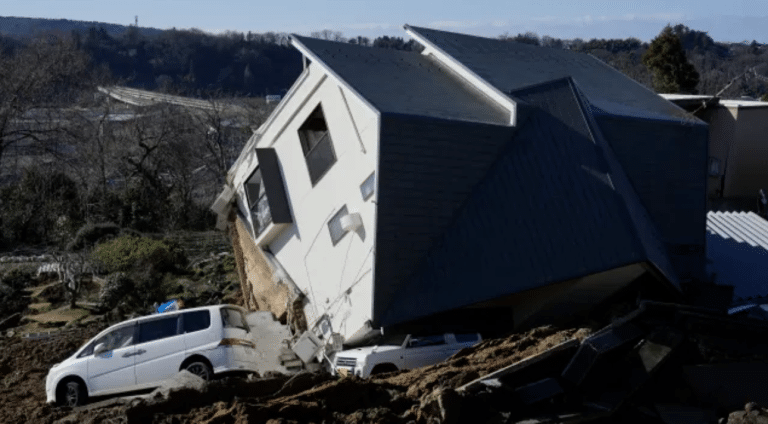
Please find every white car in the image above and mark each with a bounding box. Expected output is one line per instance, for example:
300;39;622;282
46;304;258;406
333;332;482;378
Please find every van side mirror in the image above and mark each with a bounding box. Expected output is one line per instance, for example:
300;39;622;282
94;343;108;355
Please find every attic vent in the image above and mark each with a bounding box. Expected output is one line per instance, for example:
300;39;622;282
328;205;349;246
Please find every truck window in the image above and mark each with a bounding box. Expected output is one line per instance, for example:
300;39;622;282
220;308;249;332
408;335;446;348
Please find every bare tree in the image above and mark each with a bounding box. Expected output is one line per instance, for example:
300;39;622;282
53;250;92;309
0;35;91;175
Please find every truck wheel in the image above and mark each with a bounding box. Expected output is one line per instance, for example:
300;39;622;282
370;363;398;375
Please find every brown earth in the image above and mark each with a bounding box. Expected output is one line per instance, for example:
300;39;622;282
0;324;589;424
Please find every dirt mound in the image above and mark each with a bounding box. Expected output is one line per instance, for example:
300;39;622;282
29;325;584;424
0;322;104;424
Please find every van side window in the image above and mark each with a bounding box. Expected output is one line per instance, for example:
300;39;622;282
183;310;211;333
138;316;179;344
79;325;135;357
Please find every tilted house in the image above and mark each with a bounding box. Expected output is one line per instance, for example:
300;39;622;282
213;25;708;346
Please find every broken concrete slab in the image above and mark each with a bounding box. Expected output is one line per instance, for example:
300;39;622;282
459;338;579;393
514;378;564;405
583;328;684;412
149;370;206;399
561;322;645;386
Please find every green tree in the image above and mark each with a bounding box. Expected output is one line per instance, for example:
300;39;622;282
643;25;700;93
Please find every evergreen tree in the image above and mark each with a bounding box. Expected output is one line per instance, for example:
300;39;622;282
642;25;700;93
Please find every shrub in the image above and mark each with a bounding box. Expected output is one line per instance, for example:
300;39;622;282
93;235;187;274
67;222;121;251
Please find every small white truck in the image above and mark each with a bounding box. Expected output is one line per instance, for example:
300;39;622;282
331;332;482;378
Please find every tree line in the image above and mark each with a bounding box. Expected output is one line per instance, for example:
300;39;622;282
0;23;766;251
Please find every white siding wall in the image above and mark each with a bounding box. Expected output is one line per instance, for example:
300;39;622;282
234;62;379;339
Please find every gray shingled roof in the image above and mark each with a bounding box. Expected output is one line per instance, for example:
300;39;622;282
406;25;697;124
376;78;678;327
291;35;509;125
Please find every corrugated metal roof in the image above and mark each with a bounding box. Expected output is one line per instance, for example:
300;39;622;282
291;35;509;125
707;211;768;301
708;211;768;248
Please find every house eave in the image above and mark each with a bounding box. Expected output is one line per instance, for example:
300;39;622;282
404;24;518;126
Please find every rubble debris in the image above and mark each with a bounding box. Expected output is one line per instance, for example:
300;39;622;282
727;403;768;424
7;299;768;423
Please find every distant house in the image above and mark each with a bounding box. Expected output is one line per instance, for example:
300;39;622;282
706;211;768;302
662;94;768;208
213;25;708;348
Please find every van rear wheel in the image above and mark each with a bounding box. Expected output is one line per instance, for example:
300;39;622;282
185;361;213;381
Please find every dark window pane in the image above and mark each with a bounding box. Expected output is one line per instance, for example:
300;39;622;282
183;311;211;333
305;133;336;184
298;105;336;185
408;335;446;348
139;316;179;343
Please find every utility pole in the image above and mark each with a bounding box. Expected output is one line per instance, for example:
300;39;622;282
135;15;138;27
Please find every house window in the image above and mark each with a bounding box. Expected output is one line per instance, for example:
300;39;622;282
245;167;272;237
328;205;349;245
360;172;375;200
299;105;336;185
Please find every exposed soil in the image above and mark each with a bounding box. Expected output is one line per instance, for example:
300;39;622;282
0;322;104;424
0;323;588;424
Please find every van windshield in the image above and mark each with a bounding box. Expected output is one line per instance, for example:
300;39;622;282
221;308;249;332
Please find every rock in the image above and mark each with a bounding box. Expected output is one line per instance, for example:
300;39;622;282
418;388;462;424
150;370;207;399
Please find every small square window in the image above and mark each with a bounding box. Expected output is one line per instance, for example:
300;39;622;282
360;172;375;200
328;205;349;245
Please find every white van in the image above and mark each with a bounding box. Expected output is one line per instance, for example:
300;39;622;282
46;304;257;406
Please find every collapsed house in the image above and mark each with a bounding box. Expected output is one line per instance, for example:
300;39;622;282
212;25;708;354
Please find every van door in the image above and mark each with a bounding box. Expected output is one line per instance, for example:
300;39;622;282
86;323;137;395
134;314;185;387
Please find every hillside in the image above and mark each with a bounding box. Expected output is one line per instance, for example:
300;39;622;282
0;16;163;38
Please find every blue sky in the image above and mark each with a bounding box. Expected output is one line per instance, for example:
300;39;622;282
3;0;768;42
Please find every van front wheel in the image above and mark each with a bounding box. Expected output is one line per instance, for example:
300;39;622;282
185;361;213;381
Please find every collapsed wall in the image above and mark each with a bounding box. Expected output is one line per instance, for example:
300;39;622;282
228;213;306;334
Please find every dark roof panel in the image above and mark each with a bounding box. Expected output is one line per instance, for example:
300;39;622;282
292;35;510;125
406;25;697;124
375;79;670;327
373;115;515;322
